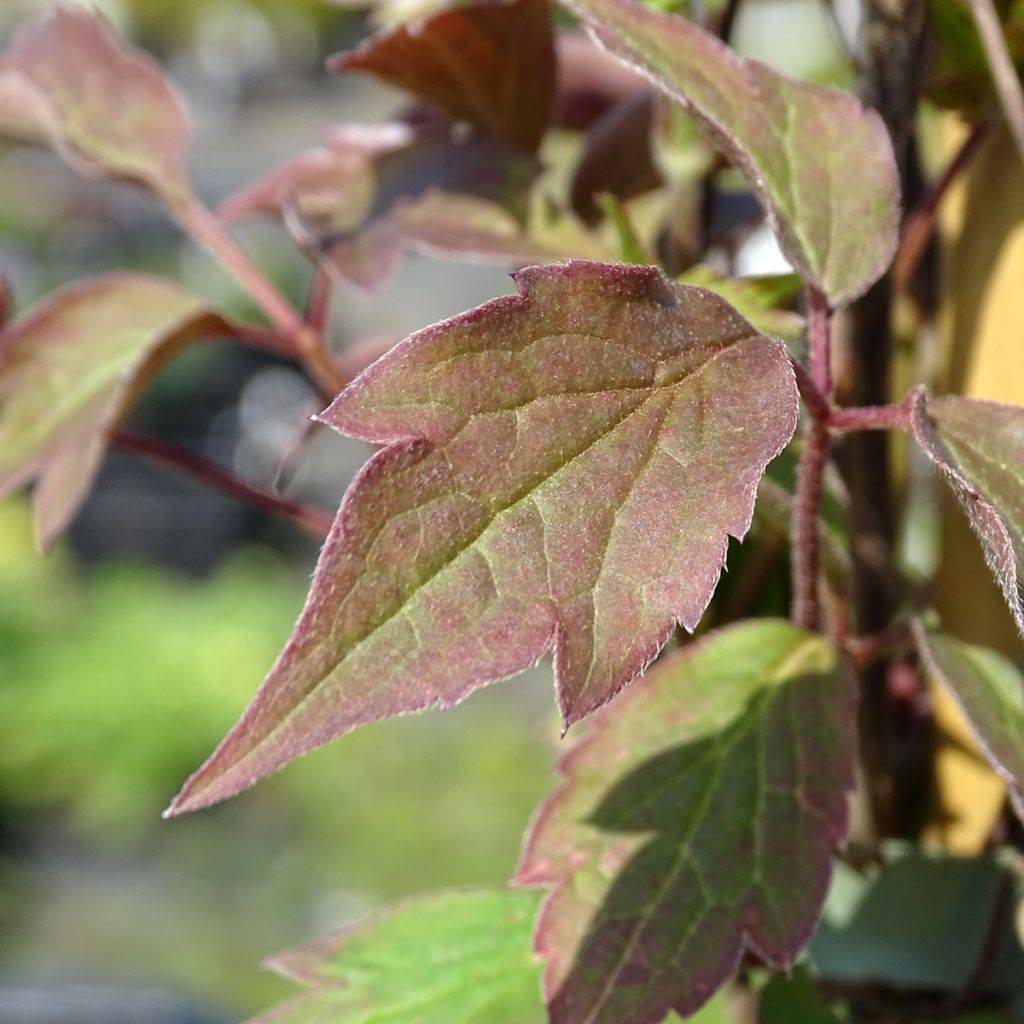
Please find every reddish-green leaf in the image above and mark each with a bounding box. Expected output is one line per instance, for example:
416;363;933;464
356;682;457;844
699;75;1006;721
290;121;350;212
914;622;1024;821
168;260;797;814
0;6;192;207
911;390;1024;635
249;890;544;1024
516;620;855;1024
560;0;900;306
0;275;226;548
329;0;556;153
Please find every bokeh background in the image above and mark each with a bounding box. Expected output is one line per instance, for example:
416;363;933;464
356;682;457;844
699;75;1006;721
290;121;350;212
0;0;852;1020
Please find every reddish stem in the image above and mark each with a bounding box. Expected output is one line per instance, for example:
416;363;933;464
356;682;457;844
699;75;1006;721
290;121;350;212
829;402;912;432
173;197;305;341
807;286;833;399
791;418;830;631
113;429;332;539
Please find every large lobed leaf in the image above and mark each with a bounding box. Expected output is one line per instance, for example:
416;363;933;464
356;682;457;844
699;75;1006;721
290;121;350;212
914;622;1024;822
560;0;900;306
516;620;855;1024
249;890;544;1024
168;260;797;814
911;390;1024;635
0;275;227;548
0;5;192;207
329;0;556;153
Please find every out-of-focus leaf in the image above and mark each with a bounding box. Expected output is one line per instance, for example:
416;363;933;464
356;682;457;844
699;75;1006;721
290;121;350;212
560;0;900;305
915;622;1024;821
911;390;1024;635
570;92;661;223
248;890;544;1024
516;620;854;1024
168;261;797;814
554;31;648;130
0;6;192;208
330;0;556;153
809;845;1024;996
0;275;227;548
758;967;842;1024
678;266;804;346
219;121;538;292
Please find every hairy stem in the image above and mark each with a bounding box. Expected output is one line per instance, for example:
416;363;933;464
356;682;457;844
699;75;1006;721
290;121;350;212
807;286;833;399
174;197;305;340
113;429;332;539
791;419;830;631
830;401;912;431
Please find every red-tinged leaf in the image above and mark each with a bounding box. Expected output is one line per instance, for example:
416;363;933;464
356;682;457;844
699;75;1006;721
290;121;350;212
168;260;798;814
914;622;1024;822
329;0;556;153
0;6;192;207
249;890;544;1024
0;275;227;548
910;390;1024;635
570;92;661;224
516;619;855;1024
555;31;648;130
560;0;900;306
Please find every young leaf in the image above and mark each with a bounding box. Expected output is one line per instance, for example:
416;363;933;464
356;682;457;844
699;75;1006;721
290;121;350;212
0;6;192;208
249;890;544;1024
168;260;797;814
0;275;227;548
910;390;1024;634
914;623;1024;822
329;0;556;153
516;620;855;1024
560;0;900;306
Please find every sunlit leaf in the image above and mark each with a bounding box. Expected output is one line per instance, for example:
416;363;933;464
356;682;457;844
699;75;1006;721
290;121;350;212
330;0;556;153
168;260;797;813
560;0;900;305
0;275;227;548
0;6;192;207
249;890;544;1024
219;121;538;292
915;622;1024;821
516;620;855;1024
911;390;1024;635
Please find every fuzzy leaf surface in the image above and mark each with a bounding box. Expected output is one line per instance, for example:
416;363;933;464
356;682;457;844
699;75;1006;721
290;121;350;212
911;391;1024;635
250;890;544;1024
168;260;797;813
330;0;556;152
914;623;1024;822
561;0;899;305
516;619;855;1024
0;6;192;206
0;275;226;547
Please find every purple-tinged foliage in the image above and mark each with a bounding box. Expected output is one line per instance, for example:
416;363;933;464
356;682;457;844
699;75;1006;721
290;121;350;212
168;260;797;814
911;390;1024;635
0;276;227;548
0;5;192;207
560;0;900;306
516;620;855;1024
329;0;556;153
915;622;1024;822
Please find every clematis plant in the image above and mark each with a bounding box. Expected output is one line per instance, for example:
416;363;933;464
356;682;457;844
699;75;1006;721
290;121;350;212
3;1;1024;1021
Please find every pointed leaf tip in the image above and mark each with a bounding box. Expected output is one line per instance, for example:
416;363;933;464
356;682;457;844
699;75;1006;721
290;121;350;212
516;620;856;1024
171;260;798;814
559;0;900;306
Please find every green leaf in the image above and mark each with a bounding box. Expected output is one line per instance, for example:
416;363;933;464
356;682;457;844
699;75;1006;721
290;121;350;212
516;620;855;1024
914;623;1024;822
0;275;227;548
559;0;900;306
249;890;545;1024
329;0;557;153
758;968;842;1024
168;260;797;814
910;390;1024;636
0;6;192;207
